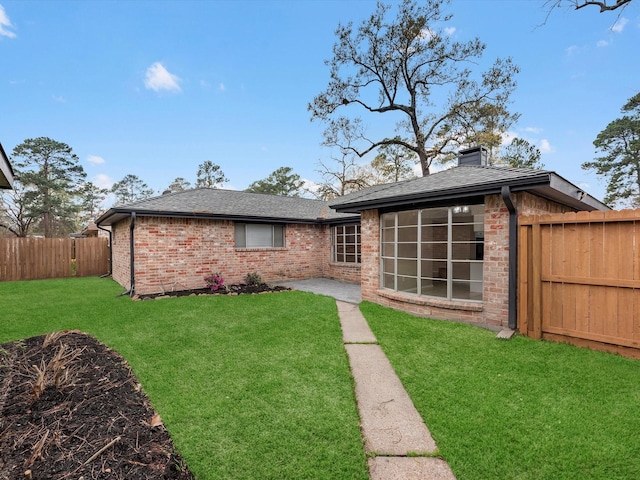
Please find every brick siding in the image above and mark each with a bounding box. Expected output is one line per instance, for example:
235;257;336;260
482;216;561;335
111;216;359;295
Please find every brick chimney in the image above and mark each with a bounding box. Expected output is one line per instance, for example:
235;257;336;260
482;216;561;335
458;146;488;166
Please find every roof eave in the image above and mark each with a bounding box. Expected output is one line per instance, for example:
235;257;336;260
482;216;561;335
330;174;553;213
0;142;15;189
96;208;358;226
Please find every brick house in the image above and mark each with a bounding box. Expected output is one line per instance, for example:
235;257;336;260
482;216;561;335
95;189;361;296
329;147;609;329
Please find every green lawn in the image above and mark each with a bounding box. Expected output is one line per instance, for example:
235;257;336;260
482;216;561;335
360;301;640;480
0;277;368;480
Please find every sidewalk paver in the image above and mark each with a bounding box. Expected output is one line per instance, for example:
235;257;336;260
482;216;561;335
337;301;377;343
368;457;456;480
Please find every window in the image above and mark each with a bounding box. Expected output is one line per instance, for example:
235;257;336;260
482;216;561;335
332;224;361;263
381;205;484;301
235;223;285;248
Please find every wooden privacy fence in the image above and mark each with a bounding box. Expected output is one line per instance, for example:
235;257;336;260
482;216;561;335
518;210;640;358
0;237;109;282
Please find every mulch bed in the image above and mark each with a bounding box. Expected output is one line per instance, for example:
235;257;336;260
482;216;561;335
136;283;291;300
0;331;194;480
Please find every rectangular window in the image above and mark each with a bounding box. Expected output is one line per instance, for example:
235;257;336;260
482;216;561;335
235;223;285;248
380;205;484;301
332;224;361;263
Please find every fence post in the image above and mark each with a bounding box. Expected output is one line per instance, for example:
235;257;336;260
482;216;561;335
531;219;542;339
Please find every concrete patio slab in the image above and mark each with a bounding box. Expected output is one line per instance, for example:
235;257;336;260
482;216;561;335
368;457;456;480
279;278;361;304
345;343;438;456
337;301;377;344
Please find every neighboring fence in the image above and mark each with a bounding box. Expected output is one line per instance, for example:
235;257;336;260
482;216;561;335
518;210;640;358
0;237;109;281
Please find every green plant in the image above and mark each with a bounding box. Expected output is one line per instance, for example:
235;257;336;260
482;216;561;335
244;271;262;286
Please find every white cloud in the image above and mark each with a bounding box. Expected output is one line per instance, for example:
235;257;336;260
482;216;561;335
524;126;542;134
93;173;113;189
612;17;628;33
144;62;182;93
566;45;579;55
52;94;66;103
597;39;610;47
538;139;553;153
0;5;16;39
219;82;226;92
444;27;456;36
87;155;105;165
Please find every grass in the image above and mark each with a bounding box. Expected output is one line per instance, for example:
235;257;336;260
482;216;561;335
360;301;640;480
0;277;369;479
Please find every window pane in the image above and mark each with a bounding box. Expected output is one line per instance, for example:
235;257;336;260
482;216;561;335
382;243;395;256
452;242;479;260
421;208;448;225
382;228;395;243
421;278;447;298
452;280;483;301
274;225;285;247
398;226;417;242
246;224;273;247
397;259;417;276
382;258;395;274
422;225;447;241
452;224;475;241
398;210;418;226
235;223;246;247
421;242;447;260
397;275;417;293
422;260;447;279
397;243;417;258
382;213;395;228
383;273;395;289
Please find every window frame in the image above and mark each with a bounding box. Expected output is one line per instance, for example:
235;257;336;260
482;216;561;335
235;222;285;248
331;224;361;264
380;205;484;302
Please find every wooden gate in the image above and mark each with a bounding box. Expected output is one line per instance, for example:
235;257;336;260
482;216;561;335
518;210;640;358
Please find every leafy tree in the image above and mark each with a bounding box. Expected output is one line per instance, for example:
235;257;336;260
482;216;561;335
245;167;305;197
196;161;228;188
309;0;519;176
167;177;191;193
499;138;544;169
111;174;154;205
78;181;109;224
582;92;640;208
11;137;86;237
370;143;417;183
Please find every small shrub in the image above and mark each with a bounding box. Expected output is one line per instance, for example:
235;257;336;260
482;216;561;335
244;272;262;286
204;273;226;292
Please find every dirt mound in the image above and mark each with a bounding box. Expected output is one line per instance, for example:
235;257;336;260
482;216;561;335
0;331;193;480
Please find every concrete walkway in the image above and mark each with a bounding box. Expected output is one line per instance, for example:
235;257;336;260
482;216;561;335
336;301;456;480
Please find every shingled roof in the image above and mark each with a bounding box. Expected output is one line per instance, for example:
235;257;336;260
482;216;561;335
96;188;359;226
329;165;609;213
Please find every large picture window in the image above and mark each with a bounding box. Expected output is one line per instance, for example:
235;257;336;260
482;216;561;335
235;223;285;248
332;224;361;263
381;205;484;301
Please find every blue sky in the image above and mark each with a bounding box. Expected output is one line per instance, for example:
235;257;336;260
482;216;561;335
0;0;638;204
